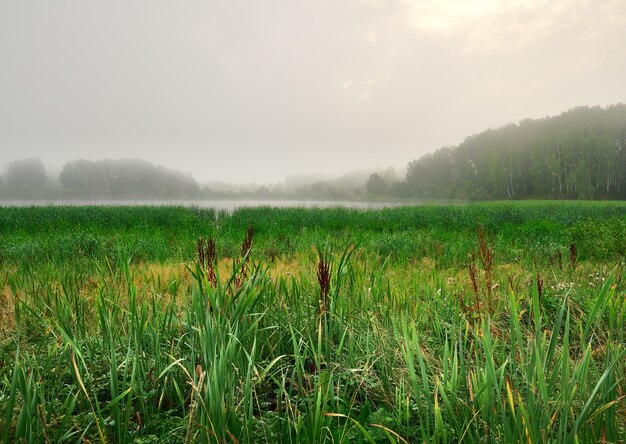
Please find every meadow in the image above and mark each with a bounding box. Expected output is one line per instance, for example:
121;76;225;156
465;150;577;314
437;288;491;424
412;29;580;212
0;201;624;443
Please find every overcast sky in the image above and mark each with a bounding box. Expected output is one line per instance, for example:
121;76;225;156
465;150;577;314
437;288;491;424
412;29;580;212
1;1;625;184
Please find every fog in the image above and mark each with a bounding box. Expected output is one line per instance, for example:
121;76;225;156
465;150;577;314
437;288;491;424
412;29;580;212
1;1;625;184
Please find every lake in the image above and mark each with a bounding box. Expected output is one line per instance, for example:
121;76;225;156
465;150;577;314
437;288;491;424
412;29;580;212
0;198;422;211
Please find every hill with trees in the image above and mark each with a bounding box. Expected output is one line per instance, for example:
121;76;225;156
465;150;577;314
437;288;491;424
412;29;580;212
400;104;626;200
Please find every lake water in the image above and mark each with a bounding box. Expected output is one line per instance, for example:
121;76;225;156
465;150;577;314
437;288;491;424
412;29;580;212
0;199;419;211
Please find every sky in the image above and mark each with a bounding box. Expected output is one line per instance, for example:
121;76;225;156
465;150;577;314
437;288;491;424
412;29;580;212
1;0;625;184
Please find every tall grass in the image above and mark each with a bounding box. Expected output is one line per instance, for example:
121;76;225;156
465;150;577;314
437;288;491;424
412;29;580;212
0;203;624;442
1;201;624;264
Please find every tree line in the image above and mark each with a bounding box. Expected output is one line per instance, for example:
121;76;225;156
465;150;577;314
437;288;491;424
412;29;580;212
398;104;626;199
59;159;199;198
0;158;200;198
2;104;625;200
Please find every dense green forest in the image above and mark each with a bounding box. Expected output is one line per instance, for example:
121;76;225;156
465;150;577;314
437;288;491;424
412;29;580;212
400;104;626;200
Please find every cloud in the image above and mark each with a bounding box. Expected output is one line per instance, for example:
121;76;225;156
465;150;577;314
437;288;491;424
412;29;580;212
402;0;626;54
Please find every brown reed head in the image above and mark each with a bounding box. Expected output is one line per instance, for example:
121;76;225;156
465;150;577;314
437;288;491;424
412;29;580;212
317;255;331;315
569;243;577;268
241;224;254;258
197;237;206;269
205;237;217;287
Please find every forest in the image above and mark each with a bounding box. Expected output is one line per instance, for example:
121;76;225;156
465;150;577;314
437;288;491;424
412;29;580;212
400;104;626;200
1;104;625;200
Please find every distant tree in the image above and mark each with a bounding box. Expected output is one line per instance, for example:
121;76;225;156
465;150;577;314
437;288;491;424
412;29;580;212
59;159;98;191
366;173;388;195
311;181;328;195
406;148;455;198
256;185;271;196
380;167;399;184
390;181;410;198
6;158;47;189
60;158;200;198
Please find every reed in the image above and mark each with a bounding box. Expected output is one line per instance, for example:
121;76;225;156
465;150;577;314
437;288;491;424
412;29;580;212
0;202;624;442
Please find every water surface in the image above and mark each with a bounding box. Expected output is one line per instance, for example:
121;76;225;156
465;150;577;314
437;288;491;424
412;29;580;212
0;199;416;211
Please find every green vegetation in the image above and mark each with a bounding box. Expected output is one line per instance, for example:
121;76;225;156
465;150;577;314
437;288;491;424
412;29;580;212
59;159;200;198
0;202;624;442
401;105;626;200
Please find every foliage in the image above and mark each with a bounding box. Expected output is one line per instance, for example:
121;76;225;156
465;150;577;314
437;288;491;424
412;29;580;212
1;201;623;264
4;158;47;189
59;158;200;198
0;203;624;442
366;173;388;195
403;104;626;199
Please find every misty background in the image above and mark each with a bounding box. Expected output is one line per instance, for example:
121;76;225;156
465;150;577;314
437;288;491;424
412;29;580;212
1;1;626;194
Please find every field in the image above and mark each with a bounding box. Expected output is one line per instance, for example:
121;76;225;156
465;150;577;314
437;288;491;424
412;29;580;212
0;202;624;443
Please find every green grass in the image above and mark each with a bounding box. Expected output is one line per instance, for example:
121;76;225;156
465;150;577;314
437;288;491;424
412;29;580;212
0;202;624;442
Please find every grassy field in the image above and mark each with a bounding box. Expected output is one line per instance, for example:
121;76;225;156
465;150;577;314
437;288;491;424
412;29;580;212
0;202;624;443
